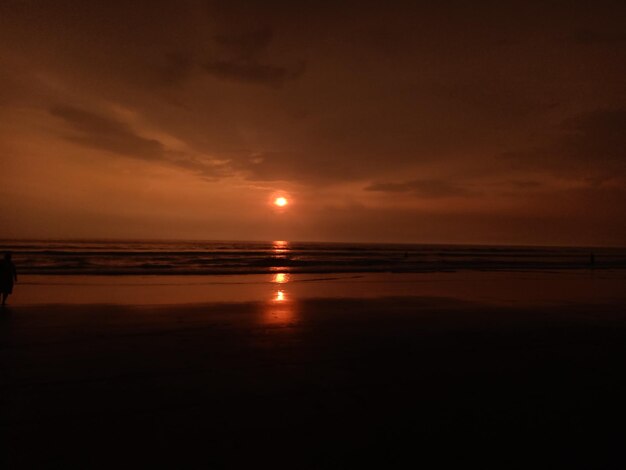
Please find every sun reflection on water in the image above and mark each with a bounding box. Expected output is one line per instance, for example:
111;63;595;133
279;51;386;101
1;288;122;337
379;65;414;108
271;241;290;273
272;240;289;252
273;272;290;284
262;268;297;325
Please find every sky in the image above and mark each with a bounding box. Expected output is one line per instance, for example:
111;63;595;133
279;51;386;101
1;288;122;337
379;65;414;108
1;0;625;245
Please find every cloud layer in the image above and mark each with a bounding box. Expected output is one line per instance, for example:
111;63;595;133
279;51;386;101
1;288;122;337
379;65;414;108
1;1;625;243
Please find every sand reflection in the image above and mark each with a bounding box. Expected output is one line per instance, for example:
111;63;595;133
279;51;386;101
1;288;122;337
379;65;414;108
261;271;296;325
262;289;297;325
272;272;290;284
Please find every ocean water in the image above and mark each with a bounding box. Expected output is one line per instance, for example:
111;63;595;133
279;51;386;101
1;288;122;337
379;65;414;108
1;240;625;275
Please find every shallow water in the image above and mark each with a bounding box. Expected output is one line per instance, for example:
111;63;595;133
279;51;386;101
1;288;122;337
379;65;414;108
11;270;626;307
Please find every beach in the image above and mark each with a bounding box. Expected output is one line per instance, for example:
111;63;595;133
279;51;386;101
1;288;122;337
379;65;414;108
3;271;626;468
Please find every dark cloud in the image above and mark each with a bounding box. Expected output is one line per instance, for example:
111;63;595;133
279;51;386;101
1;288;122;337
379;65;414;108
50;106;167;160
310;198;626;246
213;29;274;60
203;60;305;87
499;108;626;178
509;180;543;189
50;105;227;179
157;52;194;87
232;150;356;183
569;29;626;45
202;28;305;87
365;180;475;198
560;109;626;167
169;155;231;181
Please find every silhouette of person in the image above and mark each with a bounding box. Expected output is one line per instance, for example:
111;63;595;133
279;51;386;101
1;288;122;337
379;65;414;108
0;252;18;307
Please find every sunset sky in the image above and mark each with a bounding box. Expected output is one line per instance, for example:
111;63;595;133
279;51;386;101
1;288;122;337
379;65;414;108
1;1;625;245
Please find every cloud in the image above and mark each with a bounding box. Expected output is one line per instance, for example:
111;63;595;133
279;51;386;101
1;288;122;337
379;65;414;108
3;2;626;243
169;155;232;181
50;106;167;160
509;180;543;189
560;108;626;167
213;28;274;60
203;28;305;87
501;108;626;178
229;150;356;183
365;179;475;198
569;29;626;45
156;52;194;86
50;105;227;178
203;60;305;87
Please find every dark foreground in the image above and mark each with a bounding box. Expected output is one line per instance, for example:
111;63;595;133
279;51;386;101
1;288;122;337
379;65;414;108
2;297;626;468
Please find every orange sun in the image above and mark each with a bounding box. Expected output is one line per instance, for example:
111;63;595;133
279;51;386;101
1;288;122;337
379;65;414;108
274;197;288;207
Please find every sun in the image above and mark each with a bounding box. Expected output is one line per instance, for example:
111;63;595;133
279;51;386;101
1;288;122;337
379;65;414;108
274;197;288;207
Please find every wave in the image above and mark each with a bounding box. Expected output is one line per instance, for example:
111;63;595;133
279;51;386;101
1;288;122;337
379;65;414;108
1;239;625;275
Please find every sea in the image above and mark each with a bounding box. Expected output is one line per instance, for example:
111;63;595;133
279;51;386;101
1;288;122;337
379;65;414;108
1;239;625;275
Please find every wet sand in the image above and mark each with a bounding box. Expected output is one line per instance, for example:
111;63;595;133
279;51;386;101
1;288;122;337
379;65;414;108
3;276;626;468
